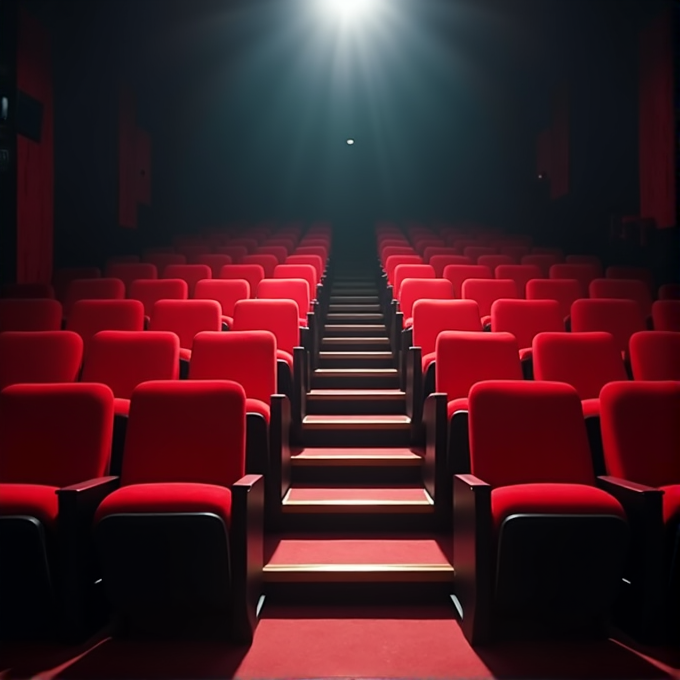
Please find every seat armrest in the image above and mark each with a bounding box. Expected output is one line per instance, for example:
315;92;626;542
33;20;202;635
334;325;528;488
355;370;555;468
57;476;120;518
453;473;493;645
270;394;292;501
56;475;120;639
231;473;264;644
423;393;448;516
405;345;422;421
596;476;666;636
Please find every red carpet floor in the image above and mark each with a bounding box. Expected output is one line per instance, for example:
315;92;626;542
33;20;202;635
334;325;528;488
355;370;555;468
1;602;679;680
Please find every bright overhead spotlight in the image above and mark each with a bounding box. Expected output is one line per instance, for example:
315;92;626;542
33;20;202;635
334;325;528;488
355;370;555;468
346;138;355;145
325;0;381;22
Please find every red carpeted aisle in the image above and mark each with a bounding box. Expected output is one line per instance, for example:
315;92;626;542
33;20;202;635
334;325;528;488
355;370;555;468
2;603;679;680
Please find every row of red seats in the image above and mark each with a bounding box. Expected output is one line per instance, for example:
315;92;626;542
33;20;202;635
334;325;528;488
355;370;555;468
0;379;264;642
450;379;679;644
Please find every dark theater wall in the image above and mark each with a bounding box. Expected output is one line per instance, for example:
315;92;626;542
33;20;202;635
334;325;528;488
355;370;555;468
16;5;53;283
536;0;677;282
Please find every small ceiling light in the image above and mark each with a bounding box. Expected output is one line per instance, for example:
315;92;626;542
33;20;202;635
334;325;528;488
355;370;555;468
346;138;355;145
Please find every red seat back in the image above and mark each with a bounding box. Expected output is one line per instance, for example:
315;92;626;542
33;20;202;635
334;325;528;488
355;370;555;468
490;299;564;350
570;298;646;354
67;299;145;353
274;264;318;295
232;299;299;354
0;382;114;487
412;299;482;355
257;278;311;318
0;299;63;332
532;331;627;399
242;254;278;278
128;279;189;317
526;278;582;321
64;278;126;317
399;279;453;320
652;300;680;331
393;265;435;298
194;254;233;278
495;264;543;298
468;381;594;488
600;381;680;487
190;330;277;405
442;264;492;298
550;263;600;298
435;331;522;401
121;380;246;487
629;330;680;381
0;330;83;391
194;279;250;317
589;278;653;318
81;330;180;398
462;278;518;317
149;299;222;349
220;264;265;297
163;264;212;297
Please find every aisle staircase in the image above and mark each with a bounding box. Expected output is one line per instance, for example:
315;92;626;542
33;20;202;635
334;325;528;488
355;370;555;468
263;258;455;600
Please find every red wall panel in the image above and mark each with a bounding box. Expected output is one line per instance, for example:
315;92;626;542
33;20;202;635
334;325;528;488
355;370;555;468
17;8;53;284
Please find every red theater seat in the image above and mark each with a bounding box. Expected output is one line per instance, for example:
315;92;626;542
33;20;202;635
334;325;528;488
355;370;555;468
571;298;646;357
532;330;628;475
405;300;482;439
651;300;680;331
550;263;600;298
521;253;561;278
526;277;582;324
243;254;279;278
105;263;158;292
232;299;306;439
94;380;263;643
0;330;83;390
442;264;492;298
64;278;126;317
194;254;233;278
220;264;265;298
423;332;523;515
462;278;518;324
0;298;63;332
454;380;627;644
81;330;180;474
490;298;564;376
589;278;653;319
429;255;472;278
190;330;290;522
257;246;288;264
128;278;188;318
163;264;212;297
629;331;680;380
194;278;250;328
66;299;145;354
605;265;654;291
0;382;114;636
149;299;222;371
494;263;543;298
599;380;680;638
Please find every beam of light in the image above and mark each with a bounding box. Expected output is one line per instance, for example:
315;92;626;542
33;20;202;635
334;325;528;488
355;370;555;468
323;0;383;23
